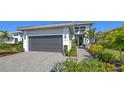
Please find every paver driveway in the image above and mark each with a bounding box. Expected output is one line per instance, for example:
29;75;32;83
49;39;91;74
0;52;66;72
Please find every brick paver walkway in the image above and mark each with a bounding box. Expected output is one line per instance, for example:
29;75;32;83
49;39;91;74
77;48;92;61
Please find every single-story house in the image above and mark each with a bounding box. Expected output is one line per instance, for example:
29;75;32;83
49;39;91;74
17;22;93;53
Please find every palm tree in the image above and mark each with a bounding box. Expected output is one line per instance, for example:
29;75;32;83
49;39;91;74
0;30;9;42
87;28;96;44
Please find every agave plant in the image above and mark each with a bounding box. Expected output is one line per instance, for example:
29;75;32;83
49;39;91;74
50;63;65;72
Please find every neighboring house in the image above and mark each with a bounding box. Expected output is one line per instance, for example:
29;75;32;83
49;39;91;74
0;31;23;43
17;22;93;53
7;31;23;43
0;32;4;42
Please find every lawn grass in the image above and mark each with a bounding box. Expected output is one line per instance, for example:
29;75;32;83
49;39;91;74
104;48;124;61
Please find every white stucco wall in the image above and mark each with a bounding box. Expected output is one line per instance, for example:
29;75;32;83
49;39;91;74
62;27;71;51
23;27;71;52
16;35;23;42
23;34;29;51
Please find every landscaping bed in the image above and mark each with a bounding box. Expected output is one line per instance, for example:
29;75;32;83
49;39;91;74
0;42;23;57
51;26;124;72
0;52;21;57
51;44;124;72
87;44;124;72
50;58;116;72
64;40;77;57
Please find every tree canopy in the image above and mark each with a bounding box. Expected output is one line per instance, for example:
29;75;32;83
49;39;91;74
95;26;124;50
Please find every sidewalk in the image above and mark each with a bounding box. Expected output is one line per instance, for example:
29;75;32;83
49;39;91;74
77;48;92;61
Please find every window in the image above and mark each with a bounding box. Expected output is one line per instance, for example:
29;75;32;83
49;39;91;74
20;33;23;37
80;27;86;31
8;37;13;41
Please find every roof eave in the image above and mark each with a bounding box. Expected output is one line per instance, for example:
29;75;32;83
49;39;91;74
17;23;73;31
17;22;93;31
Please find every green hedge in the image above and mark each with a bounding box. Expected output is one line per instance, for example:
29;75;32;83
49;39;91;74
0;43;23;52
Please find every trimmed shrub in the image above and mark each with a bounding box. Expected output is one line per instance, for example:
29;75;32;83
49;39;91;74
69;40;77;57
18;41;23;45
11;47;18;52
0;43;12;50
14;44;23;52
64;45;68;56
69;46;77;57
0;43;23;52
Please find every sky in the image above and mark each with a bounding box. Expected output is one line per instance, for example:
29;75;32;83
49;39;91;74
92;21;124;32
0;21;124;32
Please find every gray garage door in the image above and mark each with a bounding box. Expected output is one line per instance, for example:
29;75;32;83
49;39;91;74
28;35;63;52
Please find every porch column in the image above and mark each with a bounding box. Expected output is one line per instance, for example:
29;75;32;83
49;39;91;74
83;37;85;44
77;36;79;47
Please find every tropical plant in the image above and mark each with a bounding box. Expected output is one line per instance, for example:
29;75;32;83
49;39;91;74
87;28;96;44
69;40;77;57
0;30;9;42
50;63;64;72
64;45;68;56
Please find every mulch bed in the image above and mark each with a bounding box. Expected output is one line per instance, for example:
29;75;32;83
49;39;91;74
0;52;21;57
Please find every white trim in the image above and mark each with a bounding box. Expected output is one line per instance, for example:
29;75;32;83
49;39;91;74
23;35;29;51
27;34;63;37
